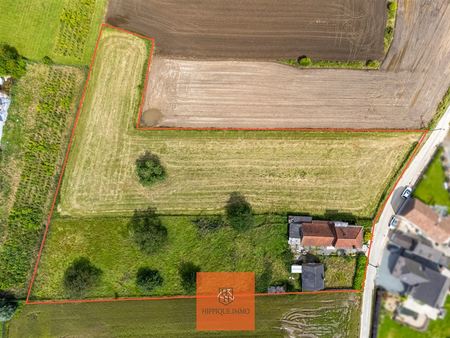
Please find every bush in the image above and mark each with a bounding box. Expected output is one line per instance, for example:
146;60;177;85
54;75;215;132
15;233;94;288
135;151;166;186
225;192;254;231
298;55;312;67
193;216;226;234
0;44;26;78
136;267;163;291
42;56;54;65
179;261;201;293
128;208;167;254
63;257;102;295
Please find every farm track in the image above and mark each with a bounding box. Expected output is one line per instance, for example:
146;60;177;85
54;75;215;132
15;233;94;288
106;0;385;61
138;0;450;129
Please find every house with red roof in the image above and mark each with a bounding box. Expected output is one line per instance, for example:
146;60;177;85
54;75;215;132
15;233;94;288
288;216;364;251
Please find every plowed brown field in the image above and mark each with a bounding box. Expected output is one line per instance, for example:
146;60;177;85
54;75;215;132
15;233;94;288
107;0;385;61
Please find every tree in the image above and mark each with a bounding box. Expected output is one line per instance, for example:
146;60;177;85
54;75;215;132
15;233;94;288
0;44;26;78
135;151;166;186
63;257;102;295
128;208;167;254
225;192;254;231
178;261;200;293
136;267;163;291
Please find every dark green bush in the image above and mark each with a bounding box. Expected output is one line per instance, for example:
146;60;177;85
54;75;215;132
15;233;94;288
135;151;166;186
0;44;26;78
136;267;163;291
128;208;167;254
298;56;312;67
178;261;200;293
42;56;54;65
225;192;254;231
63;257;102;295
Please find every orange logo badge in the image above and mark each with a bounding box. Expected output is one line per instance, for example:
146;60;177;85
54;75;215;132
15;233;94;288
196;272;255;331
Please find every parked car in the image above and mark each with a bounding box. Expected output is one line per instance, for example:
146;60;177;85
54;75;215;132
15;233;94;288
389;216;399;229
401;186;413;199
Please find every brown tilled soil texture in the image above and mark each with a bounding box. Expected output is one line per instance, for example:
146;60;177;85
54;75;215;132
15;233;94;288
106;0;385;61
141;0;450;129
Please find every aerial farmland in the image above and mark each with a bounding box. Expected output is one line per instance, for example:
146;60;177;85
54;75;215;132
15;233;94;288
1;0;450;337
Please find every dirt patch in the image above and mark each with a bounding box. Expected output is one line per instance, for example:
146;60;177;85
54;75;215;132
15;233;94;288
141;108;162;126
106;0;385;61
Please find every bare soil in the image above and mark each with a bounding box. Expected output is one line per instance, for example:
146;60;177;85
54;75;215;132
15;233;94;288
142;0;450;129
106;0;385;61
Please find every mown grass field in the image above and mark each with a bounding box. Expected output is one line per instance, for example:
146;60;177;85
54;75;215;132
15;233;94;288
31;215;291;299
59;30;421;219
0;0;107;64
10;293;361;337
0;64;84;294
414;148;450;207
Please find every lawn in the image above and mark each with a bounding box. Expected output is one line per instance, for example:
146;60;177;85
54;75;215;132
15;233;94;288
378;299;450;338
31;215;291;299
414;148;450;207
320;256;357;289
59;28;421;218
0;64;84;294
10;293;361;337
0;0;107;64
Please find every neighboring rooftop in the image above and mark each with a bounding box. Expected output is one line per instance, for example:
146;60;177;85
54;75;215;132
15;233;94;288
400;198;450;244
302;263;325;292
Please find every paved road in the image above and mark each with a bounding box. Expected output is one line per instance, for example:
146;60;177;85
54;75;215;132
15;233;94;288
360;107;450;338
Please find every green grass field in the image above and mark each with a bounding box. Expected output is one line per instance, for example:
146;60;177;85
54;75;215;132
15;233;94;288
414;148;450;207
378;299;450;338
31;215;293;299
59;28;421;218
0;0;107;64
10;293;361;337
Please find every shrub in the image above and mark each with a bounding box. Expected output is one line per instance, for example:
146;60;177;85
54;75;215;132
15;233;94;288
63;257;102;295
298;55;312;67
0;44;26;78
42;56;54;65
179;261;201;293
225;192;254;231
135;151;166;186
128;208;167;254
136;267;163;291
193;216;226;234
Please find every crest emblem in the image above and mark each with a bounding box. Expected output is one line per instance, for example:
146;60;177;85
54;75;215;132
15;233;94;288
217;287;234;305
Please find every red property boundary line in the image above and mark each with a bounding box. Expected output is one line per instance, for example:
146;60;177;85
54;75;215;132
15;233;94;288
25;22;428;306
